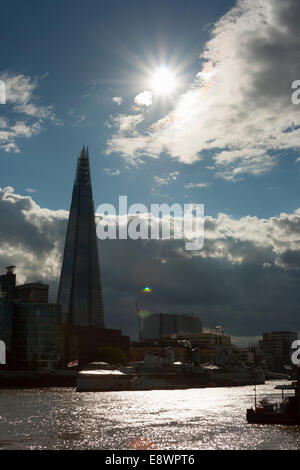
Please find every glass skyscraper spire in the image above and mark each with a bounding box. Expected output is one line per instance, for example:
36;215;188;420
57;146;105;328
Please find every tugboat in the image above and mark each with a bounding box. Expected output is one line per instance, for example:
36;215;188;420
246;368;300;425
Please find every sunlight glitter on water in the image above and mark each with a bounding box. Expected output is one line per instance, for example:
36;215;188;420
0;382;300;450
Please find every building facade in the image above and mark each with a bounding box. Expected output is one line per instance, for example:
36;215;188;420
0;147;131;369
259;331;297;372
15;283;49;303
57;147;129;365
0;266;16;299
57;146;105;328
142;313;203;340
12;303;61;369
0;297;13;354
0;267;61;370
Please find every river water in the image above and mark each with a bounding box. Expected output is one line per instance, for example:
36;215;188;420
0;381;300;450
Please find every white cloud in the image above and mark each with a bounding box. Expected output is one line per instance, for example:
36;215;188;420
2;73;55;119
0;118;8;128
185;182;211;189
106;0;300;180
170;171;179;181
103;168;121;176
153;176;169;186
110;113;144;133
112;96;123;106
0;186;68;285
67;108;86;127
0;72;59;153
134;90;152;107
152;171;179;188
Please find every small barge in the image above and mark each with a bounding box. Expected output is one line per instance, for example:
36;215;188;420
246;370;300;425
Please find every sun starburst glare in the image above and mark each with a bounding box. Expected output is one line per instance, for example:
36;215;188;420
150;66;177;95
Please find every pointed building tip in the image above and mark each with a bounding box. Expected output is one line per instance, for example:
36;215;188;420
80;145;89;159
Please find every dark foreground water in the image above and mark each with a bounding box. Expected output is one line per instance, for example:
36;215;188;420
0;381;300;450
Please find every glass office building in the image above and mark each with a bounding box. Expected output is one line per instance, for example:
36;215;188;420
57;146;105;328
142;313;203;340
12;303;61;369
0;298;13;353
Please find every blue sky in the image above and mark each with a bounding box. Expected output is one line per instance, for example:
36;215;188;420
1;0;300;342
2;0;299;218
0;0;232;212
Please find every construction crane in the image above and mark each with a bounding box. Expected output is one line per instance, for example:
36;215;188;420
135;301;143;341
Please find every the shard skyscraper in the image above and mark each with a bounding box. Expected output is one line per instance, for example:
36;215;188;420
57;146;105;328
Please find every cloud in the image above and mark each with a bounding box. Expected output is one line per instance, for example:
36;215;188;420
0;186;67;287
0;72;60;153
103;168;121;176
109;113;145;133
134;90;152;107
153;176;169;186
152;171;179;188
94;208;300;337
112;96;123;106
185;182;211;189
67;108;86;127
170;171;179;181
106;0;300;180
2;187;300;338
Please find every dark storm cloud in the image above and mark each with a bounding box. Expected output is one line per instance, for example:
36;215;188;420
99;235;300;338
1;187;300;339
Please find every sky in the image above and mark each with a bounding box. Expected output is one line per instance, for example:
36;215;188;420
1;0;300;345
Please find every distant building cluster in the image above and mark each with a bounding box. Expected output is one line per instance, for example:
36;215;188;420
142;313;203;340
0;146;298;372
0;147;130;370
132;316;232;364
0;266;61;369
259;331;297;373
133;311;298;372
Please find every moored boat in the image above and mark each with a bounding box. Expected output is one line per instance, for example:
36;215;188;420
246;369;300;424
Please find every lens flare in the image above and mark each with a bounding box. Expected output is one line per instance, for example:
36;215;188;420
142;286;152;293
129;437;157;450
139;310;151;319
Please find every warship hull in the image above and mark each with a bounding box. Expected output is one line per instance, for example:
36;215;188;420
76;369;265;392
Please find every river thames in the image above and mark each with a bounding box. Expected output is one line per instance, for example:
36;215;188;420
0;381;300;450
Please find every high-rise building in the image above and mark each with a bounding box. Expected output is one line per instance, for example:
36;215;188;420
0;266;61;369
15;283;49;303
57;147;129;365
0;266;16;299
259;331;297;372
142;313;203;340
0;297;13;353
12;302;61;369
57;146;105;327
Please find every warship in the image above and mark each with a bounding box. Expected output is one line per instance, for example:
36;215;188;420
76;346;265;391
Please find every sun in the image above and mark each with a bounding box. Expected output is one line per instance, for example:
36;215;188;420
150;66;177;95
